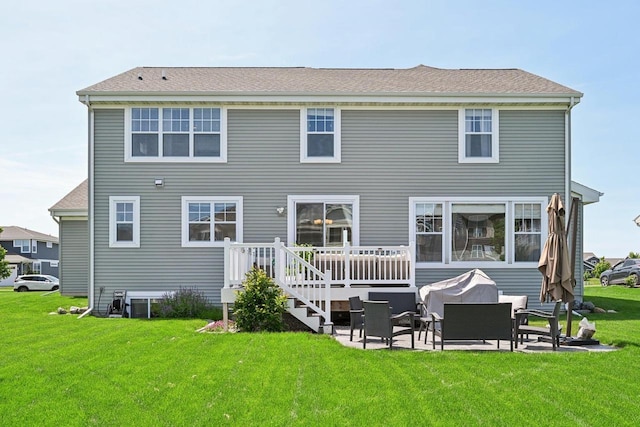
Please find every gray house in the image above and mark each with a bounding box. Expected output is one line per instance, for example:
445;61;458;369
71;65;596;326
0;226;59;285
49;180;88;296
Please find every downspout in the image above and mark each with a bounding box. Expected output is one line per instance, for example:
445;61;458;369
565;96;576;216
79;94;95;318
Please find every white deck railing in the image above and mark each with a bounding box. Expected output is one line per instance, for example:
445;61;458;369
223;237;415;327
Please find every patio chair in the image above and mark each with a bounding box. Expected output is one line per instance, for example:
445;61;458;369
349;296;364;341
498;294;529;334
515;300;562;351
362;300;415;350
417;302;433;344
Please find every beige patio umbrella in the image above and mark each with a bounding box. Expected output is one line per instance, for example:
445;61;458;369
538;193;574;305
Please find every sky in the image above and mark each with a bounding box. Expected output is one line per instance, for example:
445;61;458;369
1;0;638;257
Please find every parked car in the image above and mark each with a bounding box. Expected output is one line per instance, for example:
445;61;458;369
13;275;60;292
600;259;640;286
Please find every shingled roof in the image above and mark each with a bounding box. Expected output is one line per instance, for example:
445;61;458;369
77;65;581;97
49;180;88;215
0;226;58;243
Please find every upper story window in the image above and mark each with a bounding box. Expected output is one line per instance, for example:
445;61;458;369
13;239;30;253
126;107;226;163
410;197;546;268
46;242;53;249
109;196;140;248
181;196;243;247
458;108;499;163
300;108;341;163
31;241;37;253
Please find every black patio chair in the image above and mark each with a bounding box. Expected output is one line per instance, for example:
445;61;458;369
515;300;562;351
349;296;364;341
362;300;415;350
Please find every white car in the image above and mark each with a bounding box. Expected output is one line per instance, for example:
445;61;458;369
13;275;60;292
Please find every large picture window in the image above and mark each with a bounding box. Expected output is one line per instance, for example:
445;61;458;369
127;107;226;162
300;108;341;163
458;108;499;163
181;196;243;247
288;195;359;246
410;197;545;267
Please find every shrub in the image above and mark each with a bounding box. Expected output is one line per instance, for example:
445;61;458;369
625;275;638;288
155;287;219;319
592;257;611;279
233;267;287;332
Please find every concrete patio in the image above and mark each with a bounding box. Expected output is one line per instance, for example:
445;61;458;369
332;325;617;353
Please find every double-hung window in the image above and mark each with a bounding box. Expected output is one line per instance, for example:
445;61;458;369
109;196;140;248
414;203;444;263
13;240;30;253
127;107;226;162
458;108;499;163
301;108;341;163
514;203;542;262
410;197;545;267
181;196;243;247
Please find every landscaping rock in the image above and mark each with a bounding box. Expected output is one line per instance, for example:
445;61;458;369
593;307;606;313
69;306;88;314
57;307;67;314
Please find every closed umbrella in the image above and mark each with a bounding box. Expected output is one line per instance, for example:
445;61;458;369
538;193;574;305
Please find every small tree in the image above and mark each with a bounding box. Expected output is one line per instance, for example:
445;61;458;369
628;252;640;259
233;267;287;332
0;228;11;281
592;257;611;278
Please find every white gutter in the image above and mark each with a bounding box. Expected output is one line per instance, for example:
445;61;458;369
80;94;95;315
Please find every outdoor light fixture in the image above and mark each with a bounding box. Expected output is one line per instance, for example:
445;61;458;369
276;207;285;215
154;178;164;187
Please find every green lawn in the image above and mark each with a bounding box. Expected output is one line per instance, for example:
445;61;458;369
1;285;639;426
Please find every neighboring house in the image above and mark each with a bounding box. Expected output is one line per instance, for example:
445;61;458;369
71;65;598;326
49;180;89;296
583;252;599;266
0;226;59;285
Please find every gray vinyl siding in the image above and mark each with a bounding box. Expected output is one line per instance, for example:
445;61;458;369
59;219;88;296
92;108;567;310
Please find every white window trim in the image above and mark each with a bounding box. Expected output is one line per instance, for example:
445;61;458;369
181;196;243;247
300;107;341;163
32;261;41;274
32;241;37;254
124;107;227;163
109;196;141;248
409;197;547;269
458;108;499;163
287;195;360;245
13;239;30;253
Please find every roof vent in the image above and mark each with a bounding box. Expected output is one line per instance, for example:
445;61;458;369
137;73;143;80
161;70;167;80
